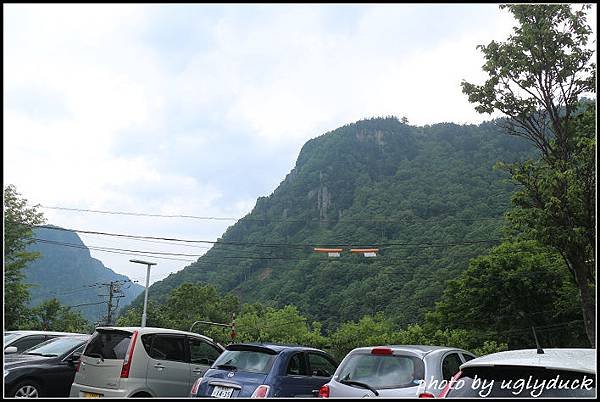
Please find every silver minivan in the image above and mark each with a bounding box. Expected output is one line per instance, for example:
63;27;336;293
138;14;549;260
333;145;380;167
69;326;224;397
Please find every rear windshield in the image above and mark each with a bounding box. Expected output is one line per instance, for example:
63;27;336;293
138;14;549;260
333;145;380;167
336;353;425;389
23;337;87;357
84;330;132;360
445;366;596;398
213;349;277;374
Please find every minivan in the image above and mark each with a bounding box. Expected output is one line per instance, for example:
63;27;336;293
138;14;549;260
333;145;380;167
69;326;224;397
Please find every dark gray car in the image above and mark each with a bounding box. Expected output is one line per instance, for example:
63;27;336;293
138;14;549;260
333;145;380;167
319;345;476;398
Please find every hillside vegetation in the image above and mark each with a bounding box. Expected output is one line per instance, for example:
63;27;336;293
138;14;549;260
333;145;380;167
126;117;536;330
24;227;144;323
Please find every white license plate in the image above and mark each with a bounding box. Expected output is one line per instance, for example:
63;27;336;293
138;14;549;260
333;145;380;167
211;386;234;398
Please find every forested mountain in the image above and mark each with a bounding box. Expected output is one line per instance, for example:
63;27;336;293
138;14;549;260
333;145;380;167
23;227;144;323
126;117;535;330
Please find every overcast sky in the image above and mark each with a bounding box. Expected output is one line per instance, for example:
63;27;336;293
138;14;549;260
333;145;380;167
4;4;596;285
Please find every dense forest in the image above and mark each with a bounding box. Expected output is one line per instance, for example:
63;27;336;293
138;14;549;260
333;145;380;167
124;117;540;330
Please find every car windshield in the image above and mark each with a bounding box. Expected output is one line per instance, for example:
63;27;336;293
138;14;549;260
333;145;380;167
83;330;132;360
336;353;425;389
445;366;596;398
4;332;23;346
23;337;87;356
213;349;276;374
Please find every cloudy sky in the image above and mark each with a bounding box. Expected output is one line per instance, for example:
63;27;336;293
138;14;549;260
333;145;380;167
4;4;596;285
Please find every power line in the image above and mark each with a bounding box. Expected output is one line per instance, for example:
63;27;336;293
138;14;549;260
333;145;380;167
32;237;499;266
39;205;508;224
17;221;503;249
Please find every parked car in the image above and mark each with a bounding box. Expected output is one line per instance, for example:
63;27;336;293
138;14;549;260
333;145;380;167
439;348;596;398
3;334;90;397
4;330;88;354
318;345;476;398
69;326;224;397
190;343;339;398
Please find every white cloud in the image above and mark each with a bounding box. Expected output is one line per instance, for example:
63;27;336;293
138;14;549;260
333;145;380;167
7;4;591;283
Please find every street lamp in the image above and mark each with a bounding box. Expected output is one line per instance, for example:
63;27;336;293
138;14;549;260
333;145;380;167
129;259;157;327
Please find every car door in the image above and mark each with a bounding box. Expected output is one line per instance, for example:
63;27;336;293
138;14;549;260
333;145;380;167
145;334;190;397
47;344;86;396
276;352;311;397
187;336;222;386
306;352;338;396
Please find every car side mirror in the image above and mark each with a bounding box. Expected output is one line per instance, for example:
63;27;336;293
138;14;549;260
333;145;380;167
68;352;82;364
5;346;18;354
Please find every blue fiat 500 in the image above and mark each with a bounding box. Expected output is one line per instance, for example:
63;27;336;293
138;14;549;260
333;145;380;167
190;343;338;398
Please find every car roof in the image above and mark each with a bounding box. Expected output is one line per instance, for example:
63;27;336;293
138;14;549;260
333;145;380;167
461;349;596;374
4;331;89;336
227;343;324;353
350;345;463;357
94;326;215;343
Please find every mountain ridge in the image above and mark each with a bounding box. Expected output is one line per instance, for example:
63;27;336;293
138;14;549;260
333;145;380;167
123;116;535;330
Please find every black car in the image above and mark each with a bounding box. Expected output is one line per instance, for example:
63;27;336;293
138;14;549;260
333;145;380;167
4;334;90;397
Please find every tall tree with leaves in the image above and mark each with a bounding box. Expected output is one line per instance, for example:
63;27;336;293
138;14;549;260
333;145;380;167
4;184;46;329
461;4;596;346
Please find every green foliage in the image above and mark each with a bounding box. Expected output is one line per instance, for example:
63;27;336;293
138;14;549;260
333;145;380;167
426;240;588;348
462;4;596;346
116;283;239;345
4;184;46;329
23;227;144;323
236;304;328;349
25;298;92;333
126;117;534;331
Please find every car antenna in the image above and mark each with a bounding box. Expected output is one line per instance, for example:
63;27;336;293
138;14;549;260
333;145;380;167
531;326;544;354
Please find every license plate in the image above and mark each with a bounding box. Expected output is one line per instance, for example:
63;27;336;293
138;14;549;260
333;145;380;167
211;386;234;398
83;392;101;398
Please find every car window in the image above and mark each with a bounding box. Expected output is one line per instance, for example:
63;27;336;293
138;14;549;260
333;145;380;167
4;332;24;346
189;337;221;366
307;353;336;377
23;337;87;356
462;353;476;362
446;366;596;398
442;353;463;380
287;353;308;376
337;353;424;389
149;335;186;362
11;336;46;353
213;349;276;374
84;330;132;360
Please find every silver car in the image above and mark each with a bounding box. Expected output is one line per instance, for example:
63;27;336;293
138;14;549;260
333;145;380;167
319;345;476;398
69;326;224;398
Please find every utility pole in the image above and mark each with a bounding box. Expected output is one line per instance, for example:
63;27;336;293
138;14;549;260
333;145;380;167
99;280;129;326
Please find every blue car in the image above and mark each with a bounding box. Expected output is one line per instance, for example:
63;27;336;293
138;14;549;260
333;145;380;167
191;343;338;398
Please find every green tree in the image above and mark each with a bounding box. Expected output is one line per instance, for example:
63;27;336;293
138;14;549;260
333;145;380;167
427;241;587;348
4;184;46;329
28;298;91;333
461;4;596;346
236;304;327;349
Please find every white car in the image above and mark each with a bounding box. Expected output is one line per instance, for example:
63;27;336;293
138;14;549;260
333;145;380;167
69;326;224;398
439;348;596;398
4;331;88;354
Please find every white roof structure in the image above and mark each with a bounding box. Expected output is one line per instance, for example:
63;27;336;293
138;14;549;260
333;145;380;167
461;348;596;374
